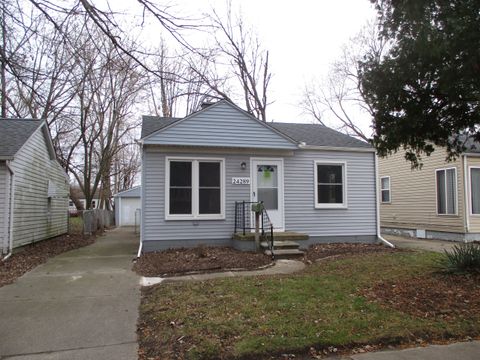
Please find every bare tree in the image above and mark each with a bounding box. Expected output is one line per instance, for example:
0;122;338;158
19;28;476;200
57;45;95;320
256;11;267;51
187;2;272;120
301;21;386;141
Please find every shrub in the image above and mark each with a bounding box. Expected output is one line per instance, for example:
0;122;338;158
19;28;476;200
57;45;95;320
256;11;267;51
441;243;480;273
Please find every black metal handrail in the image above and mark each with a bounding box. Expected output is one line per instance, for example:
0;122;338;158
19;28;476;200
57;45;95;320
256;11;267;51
234;201;275;260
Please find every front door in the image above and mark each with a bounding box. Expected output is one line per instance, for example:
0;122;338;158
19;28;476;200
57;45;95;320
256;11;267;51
251;159;284;231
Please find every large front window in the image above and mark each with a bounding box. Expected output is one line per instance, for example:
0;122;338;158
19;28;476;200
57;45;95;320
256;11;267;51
436;168;457;215
167;158;224;219
314;161;347;208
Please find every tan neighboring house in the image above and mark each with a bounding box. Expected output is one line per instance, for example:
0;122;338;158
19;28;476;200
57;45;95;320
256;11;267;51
379;142;480;242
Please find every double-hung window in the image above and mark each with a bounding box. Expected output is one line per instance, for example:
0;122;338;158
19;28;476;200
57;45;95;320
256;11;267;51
381;176;391;203
470;167;480;215
436;168;457;215
166;158;224;220
314;161;347;208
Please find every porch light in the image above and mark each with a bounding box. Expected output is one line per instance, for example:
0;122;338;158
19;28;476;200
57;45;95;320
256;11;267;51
241;162;247;170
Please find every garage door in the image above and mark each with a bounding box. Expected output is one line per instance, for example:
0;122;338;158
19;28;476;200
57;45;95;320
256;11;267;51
120;198;141;226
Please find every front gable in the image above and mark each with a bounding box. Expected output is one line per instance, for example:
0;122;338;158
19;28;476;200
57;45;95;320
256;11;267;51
142;101;298;150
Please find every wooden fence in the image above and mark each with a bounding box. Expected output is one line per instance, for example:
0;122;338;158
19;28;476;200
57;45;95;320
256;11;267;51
82;209;114;235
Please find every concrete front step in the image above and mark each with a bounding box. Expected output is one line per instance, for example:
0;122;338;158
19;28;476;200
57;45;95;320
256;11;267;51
264;249;305;258
260;240;301;250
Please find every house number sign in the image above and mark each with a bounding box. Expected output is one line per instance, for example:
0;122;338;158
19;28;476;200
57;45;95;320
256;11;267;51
232;177;250;185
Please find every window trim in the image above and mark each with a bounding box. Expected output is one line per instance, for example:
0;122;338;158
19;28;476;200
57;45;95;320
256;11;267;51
468;166;480;216
313;160;348;209
435;167;458;216
165;156;225;220
380;176;391;204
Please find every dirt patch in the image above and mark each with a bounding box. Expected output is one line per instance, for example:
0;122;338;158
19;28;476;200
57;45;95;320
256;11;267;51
305;243;399;262
133;246;272;277
0;234;95;288
361;273;480;321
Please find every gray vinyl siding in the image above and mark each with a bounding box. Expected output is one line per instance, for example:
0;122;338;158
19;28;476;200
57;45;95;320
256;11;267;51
284;151;377;237
143;101;297;150
9;129;69;248
0;163;7;251
142;147;377;250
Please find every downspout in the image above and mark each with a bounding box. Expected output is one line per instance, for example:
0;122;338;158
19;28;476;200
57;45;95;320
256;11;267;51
374;154;395;248
463;154;470;242
2;161;14;261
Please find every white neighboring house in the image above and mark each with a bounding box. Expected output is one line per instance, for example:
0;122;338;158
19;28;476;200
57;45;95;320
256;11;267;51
0;119;69;256
114;186;141;226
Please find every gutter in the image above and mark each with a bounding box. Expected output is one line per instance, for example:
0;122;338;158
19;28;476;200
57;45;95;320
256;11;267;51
463;154;470;241
298;143;376;153
374;154;395;248
2;161;15;261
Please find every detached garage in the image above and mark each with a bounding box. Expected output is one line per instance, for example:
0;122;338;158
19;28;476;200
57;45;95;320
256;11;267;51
114;187;141;226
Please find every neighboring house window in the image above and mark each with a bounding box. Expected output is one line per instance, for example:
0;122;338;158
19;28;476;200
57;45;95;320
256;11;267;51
470;167;480;214
381;176;391;203
436;168;457;215
166;158;224;219
314;161;347;208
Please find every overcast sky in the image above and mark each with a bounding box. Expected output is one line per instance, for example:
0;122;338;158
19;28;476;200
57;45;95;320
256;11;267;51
108;0;376;129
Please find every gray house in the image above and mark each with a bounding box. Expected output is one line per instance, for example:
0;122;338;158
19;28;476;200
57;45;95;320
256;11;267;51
0;119;69;257
139;100;380;253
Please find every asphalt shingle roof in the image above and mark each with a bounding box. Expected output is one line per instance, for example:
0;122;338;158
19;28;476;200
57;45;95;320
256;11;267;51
141;114;371;149
269;123;371;148
0;119;43;159
141;116;181;139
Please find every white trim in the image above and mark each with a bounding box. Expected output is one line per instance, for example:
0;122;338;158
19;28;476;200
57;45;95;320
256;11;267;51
374;155;395;248
250;157;285;232
435;167;458;216
165;156;225;220
298;144;375;153
314;160;348;209
380;176;391;204
468;165;480;217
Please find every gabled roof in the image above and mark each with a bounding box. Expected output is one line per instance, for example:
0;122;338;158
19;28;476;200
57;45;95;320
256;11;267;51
269;123;372;149
0;119;44;160
140;101;372;150
114;186;141;198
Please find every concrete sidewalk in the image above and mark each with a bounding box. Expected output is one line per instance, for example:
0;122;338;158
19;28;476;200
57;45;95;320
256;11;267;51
139;259;306;286
340;340;480;359
0;228;140;360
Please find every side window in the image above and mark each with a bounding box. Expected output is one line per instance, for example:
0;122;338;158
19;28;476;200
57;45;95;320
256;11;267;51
470;168;480;214
381;176;391;203
436;168;457;215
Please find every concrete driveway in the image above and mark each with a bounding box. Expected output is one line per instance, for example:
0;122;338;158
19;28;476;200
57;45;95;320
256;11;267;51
383;234;458;253
0;228;140;360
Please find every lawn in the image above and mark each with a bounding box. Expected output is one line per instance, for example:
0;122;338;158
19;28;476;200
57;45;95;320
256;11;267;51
138;251;480;360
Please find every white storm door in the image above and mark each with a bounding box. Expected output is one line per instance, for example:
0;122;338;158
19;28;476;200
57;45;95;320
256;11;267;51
251;159;284;231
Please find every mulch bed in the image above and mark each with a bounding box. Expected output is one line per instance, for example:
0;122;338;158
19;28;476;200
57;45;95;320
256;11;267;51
304;243;400;262
361;273;480;321
0;234;95;288
133;246;273;277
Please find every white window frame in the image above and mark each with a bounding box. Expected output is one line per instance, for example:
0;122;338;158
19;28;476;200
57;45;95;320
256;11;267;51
165;156;225;220
380;176;391;204
435;167;458;216
468;166;480;216
314;160;347;209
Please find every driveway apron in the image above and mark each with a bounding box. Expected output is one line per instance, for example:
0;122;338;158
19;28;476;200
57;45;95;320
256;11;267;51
0;228;140;360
